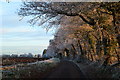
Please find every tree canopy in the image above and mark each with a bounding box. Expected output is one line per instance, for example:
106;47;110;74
18;2;100;27
18;2;120;67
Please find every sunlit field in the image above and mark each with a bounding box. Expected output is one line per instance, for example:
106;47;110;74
1;58;60;78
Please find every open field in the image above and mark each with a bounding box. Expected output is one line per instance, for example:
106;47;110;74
1;57;49;66
1;58;60;78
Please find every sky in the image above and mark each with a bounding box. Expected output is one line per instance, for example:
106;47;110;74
0;1;54;55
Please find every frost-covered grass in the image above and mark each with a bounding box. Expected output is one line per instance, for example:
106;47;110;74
74;58;120;79
2;58;60;78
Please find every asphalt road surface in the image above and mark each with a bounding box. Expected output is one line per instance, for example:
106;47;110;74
45;60;89;79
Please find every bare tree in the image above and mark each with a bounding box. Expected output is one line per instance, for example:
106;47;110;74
18;2;99;28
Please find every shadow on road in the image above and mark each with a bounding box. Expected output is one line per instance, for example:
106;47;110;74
44;60;89;80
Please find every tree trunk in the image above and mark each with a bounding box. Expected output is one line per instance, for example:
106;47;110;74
88;53;91;60
77;40;84;55
71;44;77;59
112;12;120;48
103;37;111;56
90;53;94;61
112;12;116;27
114;48;120;62
116;34;120;48
102;56;111;67
96;40;102;56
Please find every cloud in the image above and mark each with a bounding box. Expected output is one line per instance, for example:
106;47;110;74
0;27;36;34
0;26;54;47
0;27;53;41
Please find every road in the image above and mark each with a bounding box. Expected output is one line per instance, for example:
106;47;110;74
44;60;89;79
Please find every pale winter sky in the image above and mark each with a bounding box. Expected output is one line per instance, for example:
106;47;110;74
0;1;54;55
1;0;119;55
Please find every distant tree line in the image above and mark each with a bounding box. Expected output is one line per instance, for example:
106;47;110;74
2;53;41;58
